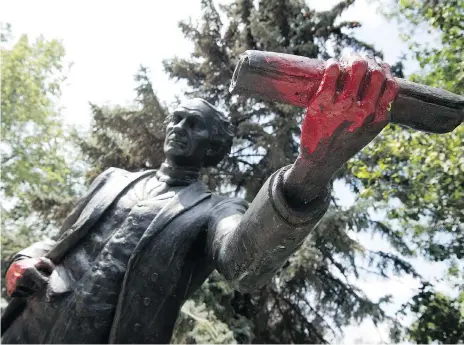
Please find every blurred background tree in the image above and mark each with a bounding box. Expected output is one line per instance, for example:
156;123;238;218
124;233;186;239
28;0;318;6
1;24;82;300
1;0;462;343
369;0;463;342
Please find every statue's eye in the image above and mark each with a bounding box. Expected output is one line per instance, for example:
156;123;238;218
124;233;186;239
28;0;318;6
172;115;181;124
190;118;199;128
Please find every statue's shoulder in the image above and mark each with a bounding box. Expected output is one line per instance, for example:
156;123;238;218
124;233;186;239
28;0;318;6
100;167;157;182
95;167;127;180
104;167;157;176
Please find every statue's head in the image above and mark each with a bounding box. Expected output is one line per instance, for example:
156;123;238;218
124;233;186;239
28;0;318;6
163;98;234;168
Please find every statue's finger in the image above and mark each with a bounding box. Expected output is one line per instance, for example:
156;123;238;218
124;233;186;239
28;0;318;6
360;56;386;114
35;257;55;275
311;58;340;108
375;63;399;122
336;53;368;105
10;285;36;298
19;267;49;292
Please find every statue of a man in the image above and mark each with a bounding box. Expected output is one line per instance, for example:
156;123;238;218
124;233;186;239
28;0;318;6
2;54;398;344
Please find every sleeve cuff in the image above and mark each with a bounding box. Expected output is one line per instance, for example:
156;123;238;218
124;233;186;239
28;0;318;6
8;239;57;266
269;165;332;227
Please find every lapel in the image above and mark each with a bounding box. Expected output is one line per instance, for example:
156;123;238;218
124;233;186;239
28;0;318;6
47;169;157;262
1;169;158;336
131;181;211;265
108;181;212;343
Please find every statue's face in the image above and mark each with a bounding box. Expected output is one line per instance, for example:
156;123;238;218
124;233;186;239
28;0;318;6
163;100;214;167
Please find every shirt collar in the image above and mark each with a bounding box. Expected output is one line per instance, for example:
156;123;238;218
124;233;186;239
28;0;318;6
155;163;200;186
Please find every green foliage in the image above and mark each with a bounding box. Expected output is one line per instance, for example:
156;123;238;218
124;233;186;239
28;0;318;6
173;300;238;344
397;0;463;94
347;125;463;261
172;272;251;344
368;0;464;265
366;0;464;342
408;291;464;344
390;284;464;344
1;28;79;298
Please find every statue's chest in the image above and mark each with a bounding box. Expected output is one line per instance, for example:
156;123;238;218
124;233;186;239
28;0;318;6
97;176;183;235
113;176;183;216
64;177;186;279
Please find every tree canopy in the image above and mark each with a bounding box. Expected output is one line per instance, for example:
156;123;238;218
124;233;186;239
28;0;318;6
1;26;80;299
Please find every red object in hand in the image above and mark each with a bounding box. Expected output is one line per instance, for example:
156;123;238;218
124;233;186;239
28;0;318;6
300;54;399;156
5;257;54;297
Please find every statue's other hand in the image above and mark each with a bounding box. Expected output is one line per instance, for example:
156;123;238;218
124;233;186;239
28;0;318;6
5;257;55;298
299;53;399;171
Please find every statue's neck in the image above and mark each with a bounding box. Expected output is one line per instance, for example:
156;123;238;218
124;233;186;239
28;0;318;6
156;161;201;186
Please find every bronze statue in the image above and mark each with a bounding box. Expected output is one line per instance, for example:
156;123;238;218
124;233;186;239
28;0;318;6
0;53;440;343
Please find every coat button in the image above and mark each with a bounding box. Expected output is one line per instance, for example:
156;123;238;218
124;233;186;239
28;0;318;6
133;323;141;331
143;297;151;306
151;272;158;282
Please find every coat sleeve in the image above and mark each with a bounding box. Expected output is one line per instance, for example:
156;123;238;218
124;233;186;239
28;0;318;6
207;165;331;293
8;239;57;264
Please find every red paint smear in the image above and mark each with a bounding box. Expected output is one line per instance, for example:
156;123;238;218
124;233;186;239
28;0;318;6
257;54;396;156
260;55;324;107
263;54;325;79
5;258;42;296
265;78;314;106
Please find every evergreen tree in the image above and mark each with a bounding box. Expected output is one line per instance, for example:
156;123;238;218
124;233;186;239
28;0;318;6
74;66;168;183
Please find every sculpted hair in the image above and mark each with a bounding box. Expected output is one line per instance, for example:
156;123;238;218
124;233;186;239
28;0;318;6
205;106;234;167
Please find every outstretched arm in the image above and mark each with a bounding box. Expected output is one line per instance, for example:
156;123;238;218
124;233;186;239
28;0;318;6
208;54;398;293
207;169;330;293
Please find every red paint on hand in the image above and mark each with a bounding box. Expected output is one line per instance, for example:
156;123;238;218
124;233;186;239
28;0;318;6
5;257;44;296
298;56;399;155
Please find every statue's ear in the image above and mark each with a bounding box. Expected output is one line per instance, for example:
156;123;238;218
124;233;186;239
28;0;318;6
206;141;222;157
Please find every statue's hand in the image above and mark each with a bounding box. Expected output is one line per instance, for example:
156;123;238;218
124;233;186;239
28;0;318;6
5;257;55;298
282;54;398;207
299;53;398;170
